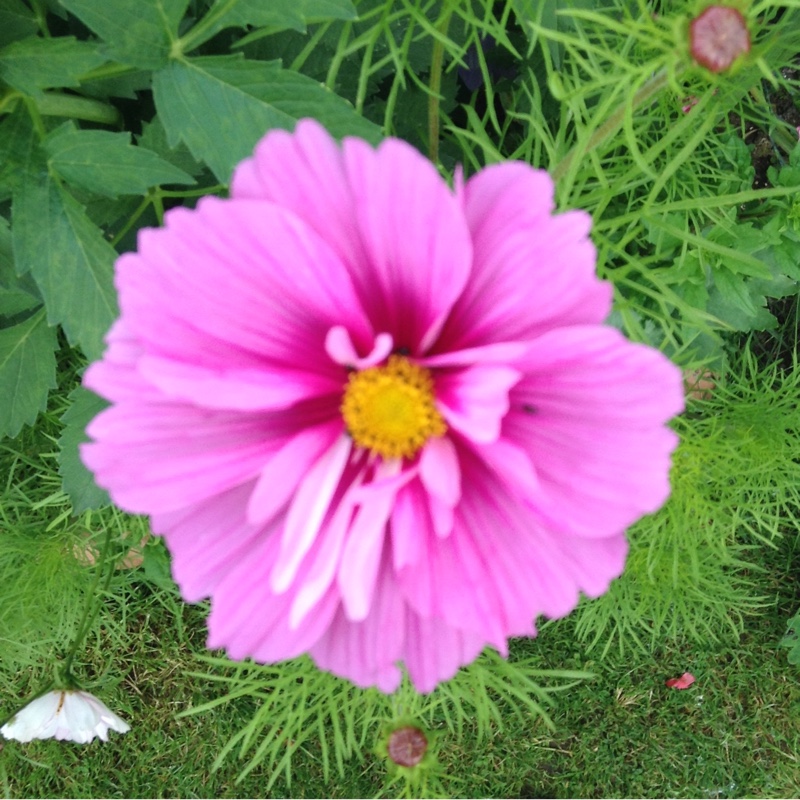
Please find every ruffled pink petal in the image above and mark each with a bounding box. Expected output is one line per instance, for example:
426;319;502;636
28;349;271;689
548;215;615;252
325;326;393;369
117;196;373;376
337;460;402;621
402;614;488;694
232;118;473;354
206;530;340;662
247;421;343;526
390;481;429;571
152;483;270;602
419;437;460;507
269;435;352;593
232;118;364;274
504;325;684;538
311;553;406;692
82;405;281;514
138;355;341;411
83;321;162;404
435;365;521;444
437;162;612;350
341;135;472;352
419;437;460;538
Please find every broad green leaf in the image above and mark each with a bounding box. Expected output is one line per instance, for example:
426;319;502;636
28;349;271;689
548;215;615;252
0;0;38;49
138;115;206;178
0;217;40;317
0;307;57;439
58;386;111;512
12;173;118;360
153;55;381;182
60;0;190;69
45;123;195;198
707;267;775;332
0;36;107;94
0;109;40;192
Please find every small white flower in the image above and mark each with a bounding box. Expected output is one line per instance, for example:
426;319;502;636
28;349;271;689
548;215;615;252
1;690;130;744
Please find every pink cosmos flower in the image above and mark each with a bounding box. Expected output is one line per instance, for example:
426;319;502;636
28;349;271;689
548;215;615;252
82;119;684;693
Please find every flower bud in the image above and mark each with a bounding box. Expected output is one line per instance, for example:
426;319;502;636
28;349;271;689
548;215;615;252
387;725;428;768
690;6;750;73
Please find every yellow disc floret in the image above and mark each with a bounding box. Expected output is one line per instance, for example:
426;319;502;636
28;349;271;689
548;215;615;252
341;355;447;459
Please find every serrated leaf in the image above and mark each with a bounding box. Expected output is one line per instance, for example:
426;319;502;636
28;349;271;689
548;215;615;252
45;123;195;198
188;0;306;48
58;386;111;512
0;217;40;316
138;115;206;178
60;0;190;69
153;55;381;182
0;0;38;49
12;173;118;360
0;307;57;438
0;108;39;192
0;36;107;94
707;267;775;332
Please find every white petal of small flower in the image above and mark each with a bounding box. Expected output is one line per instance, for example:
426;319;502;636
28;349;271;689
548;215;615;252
1;690;130;744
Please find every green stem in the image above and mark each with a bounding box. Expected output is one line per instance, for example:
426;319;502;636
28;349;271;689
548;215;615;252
34;93;122;126
175;0;239;56
550;68;671;183
427;9;453;165
79;62;138;84
61;527;114;684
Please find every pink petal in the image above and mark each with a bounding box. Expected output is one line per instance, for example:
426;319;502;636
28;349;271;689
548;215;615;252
665;672;696;689
402;614;487;694
117;197;373;375
325;326;393;369
269;435;352;593
152;483;269;602
311;553;406;691
82;405;281;514
419;437;460;508
438;162;612;350
504;326;684;537
341;135;472;352
138;355;341;411
337;460;402;621
390;481;429;571
435;365;521;444
288;480;362;628
207;531;340;662
247;421;343;526
232;118;473;354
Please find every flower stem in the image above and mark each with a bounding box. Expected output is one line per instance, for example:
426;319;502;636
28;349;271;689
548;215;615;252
550;67;671;183
175;0;239;56
61;527;115;685
427;8;454;165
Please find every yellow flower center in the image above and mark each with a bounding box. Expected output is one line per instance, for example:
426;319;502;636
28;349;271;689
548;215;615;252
341;355;447;459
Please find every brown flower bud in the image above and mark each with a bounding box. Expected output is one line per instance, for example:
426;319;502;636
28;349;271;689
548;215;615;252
690;6;750;73
387;726;428;767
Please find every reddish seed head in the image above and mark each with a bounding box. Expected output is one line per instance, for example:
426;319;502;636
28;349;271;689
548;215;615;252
387;726;428;767
690;6;750;73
